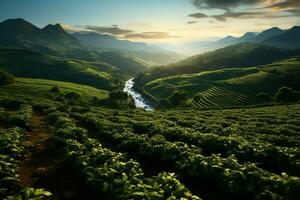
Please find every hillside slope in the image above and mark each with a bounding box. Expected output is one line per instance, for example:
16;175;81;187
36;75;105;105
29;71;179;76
0;18;79;48
74;32;184;65
0;77;108;102
0;49;116;90
176;43;300;71
263;26;300;49
140;57;300;108
0;19;154;75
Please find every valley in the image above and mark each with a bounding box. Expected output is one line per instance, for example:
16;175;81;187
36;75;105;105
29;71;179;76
0;4;300;199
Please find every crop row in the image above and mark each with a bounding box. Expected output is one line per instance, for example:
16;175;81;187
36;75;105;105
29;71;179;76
7;104;33;130
48;111;201;200
130;121;299;176
0;127;52;200
81;113;300;200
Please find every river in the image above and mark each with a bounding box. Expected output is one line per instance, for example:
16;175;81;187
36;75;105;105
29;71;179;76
123;78;154;111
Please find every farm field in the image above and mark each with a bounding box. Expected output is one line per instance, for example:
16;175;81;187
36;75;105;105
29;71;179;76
0;81;299;199
140;57;300;108
1;4;300;200
0;77;109;102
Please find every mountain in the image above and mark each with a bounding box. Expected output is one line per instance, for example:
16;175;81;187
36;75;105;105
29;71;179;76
173;32;257;54
236;32;257;42
170;26;297;55
0;18;79;48
262;26;300;49
174;43;300;72
41;24;79;45
0;18;156;75
135;43;300;85
0;48;116;90
74;32;151;51
74;32;184;65
253;27;283;42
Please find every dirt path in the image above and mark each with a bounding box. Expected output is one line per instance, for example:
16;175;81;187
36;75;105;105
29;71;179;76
19;115;98;200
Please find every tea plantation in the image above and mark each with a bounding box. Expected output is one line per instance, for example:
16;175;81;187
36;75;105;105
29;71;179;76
0;80;299;199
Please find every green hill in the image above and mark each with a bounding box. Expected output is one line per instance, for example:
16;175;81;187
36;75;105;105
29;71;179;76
0;48;116;90
263;26;300;49
175;43;300;73
140;57;300;108
0;19;153;75
0;77;108;102
0;18;79;49
135;43;300;86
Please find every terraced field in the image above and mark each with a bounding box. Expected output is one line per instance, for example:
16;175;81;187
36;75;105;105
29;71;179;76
0;77;299;200
142;58;300;108
0;78;109;102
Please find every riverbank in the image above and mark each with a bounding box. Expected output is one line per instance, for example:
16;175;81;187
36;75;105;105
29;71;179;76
123;78;154;111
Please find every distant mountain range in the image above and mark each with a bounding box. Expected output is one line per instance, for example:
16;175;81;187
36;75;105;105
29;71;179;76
173;26;300;54
0;18;79;48
73;32;160;52
0;18;182;66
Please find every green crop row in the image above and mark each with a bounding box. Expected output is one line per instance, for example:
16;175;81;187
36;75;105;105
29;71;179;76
7;104;33;130
81;113;300;200
48;111;201;200
0;128;52;200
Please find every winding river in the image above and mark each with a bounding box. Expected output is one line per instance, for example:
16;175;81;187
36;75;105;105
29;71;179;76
123;78;154;111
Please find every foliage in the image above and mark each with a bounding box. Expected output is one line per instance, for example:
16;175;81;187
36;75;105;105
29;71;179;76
275;87;299;103
169;90;188;107
7;104;33;130
48;111;201;200
136;58;300;108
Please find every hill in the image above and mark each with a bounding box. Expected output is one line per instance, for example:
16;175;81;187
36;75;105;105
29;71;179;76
74;32;184;65
176;43;300;71
173;26;300;54
136;43;300;84
253;27;283;42
0;19;155;75
263;26;300;49
0;77;108;103
138;57;300;108
0;18;79;48
0;48;116;90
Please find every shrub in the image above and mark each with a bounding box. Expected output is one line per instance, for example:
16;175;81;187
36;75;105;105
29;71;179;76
274;87;298;102
156;99;172;109
169;90;188;106
49;86;60;93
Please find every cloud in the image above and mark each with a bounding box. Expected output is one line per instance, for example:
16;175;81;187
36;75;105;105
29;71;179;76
188;13;208;19
187;21;198;24
61;24;86;33
212;11;263;21
211;10;295;21
191;0;265;11
266;0;300;10
286;8;300;15
85;25;134;35
124;32;180;39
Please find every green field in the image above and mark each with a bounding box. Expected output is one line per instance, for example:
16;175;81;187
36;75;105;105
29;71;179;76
141;57;300;108
0;77;109;102
0;87;299;199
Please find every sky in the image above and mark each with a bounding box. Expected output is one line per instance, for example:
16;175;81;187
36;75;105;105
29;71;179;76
1;0;300;44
